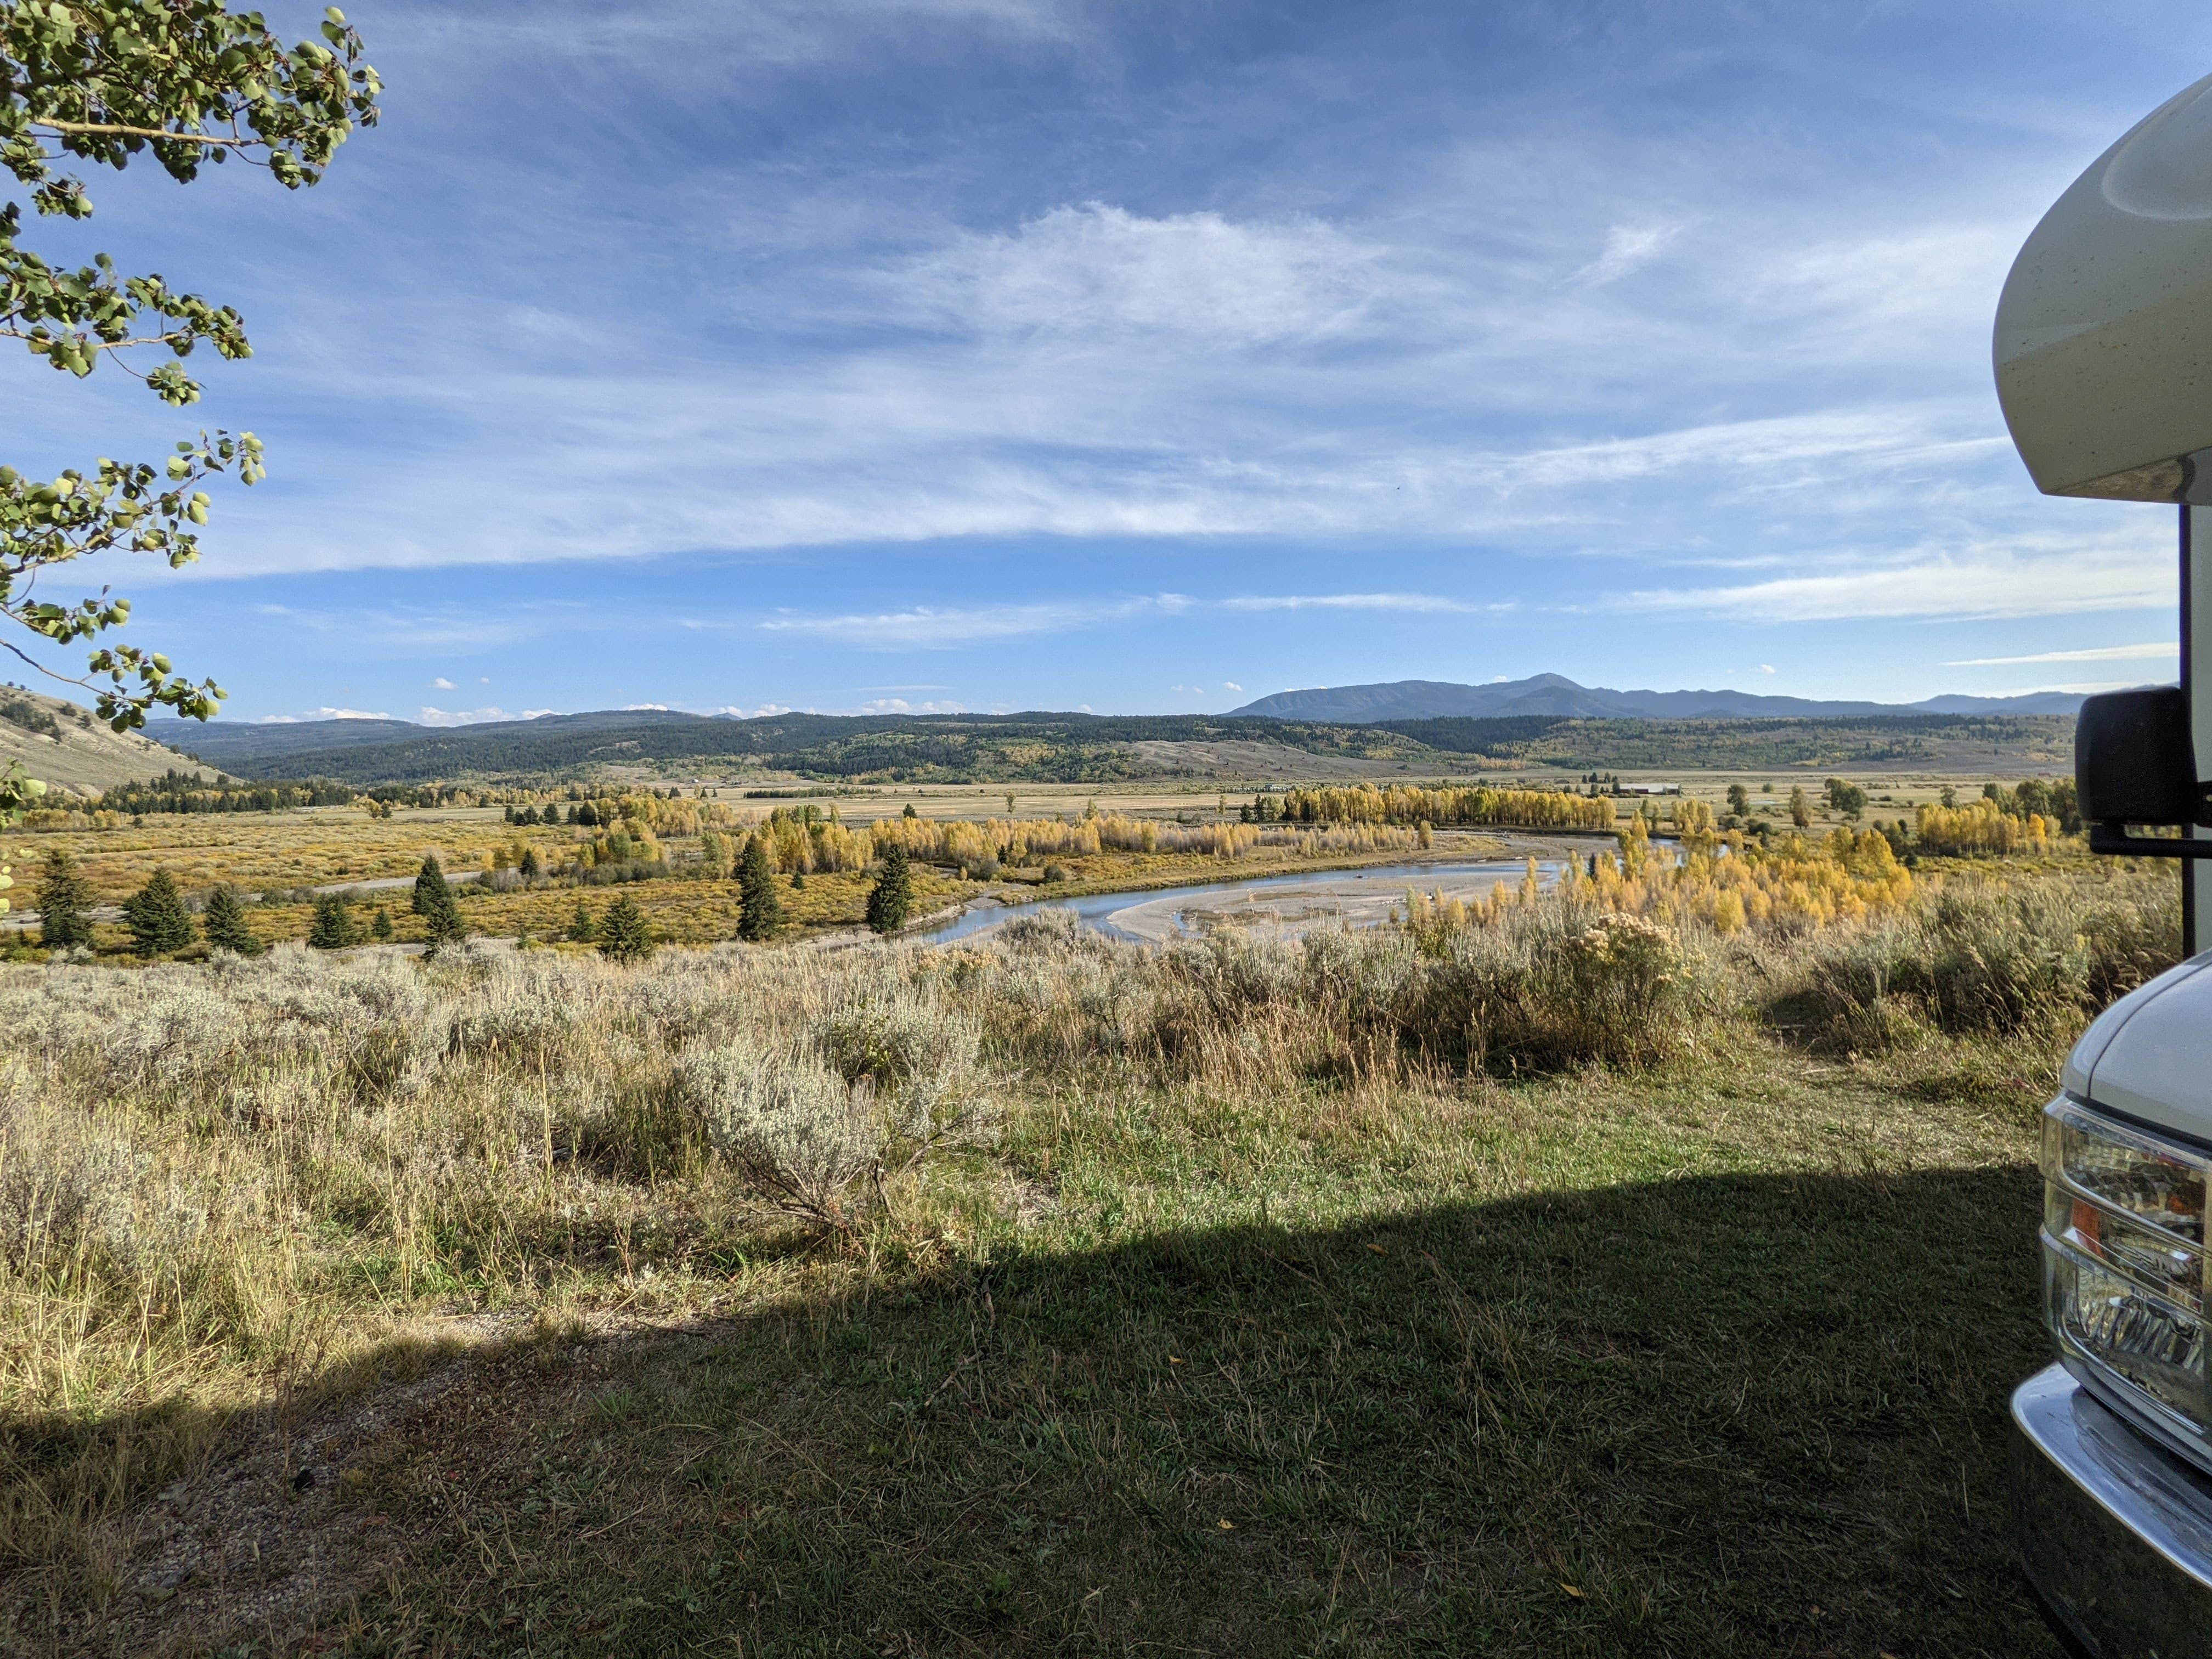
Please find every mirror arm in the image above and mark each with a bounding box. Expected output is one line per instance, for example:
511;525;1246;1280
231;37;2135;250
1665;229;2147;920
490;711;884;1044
2087;824;2212;859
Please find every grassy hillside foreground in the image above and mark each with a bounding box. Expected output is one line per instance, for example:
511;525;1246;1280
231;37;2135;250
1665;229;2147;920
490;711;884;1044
0;859;2179;1655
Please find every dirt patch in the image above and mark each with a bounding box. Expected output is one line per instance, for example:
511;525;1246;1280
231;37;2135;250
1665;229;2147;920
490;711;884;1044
46;1310;700;1658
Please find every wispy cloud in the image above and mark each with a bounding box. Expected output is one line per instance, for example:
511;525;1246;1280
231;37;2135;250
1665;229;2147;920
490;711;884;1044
896;203;1396;347
1945;641;2176;666
1567;222;1683;289
1219;592;1507;616
1621;534;2172;622
759;595;1190;647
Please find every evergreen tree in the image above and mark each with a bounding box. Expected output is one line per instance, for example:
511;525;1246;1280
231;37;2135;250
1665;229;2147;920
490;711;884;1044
568;899;597;943
413;855;467;949
308;892;362;949
791;868;805;890
520;847;543;879
201;883;261;956
599;893;653;963
35;848;92;951
737;832;782;941
370;905;394;942
122;870;195;957
411;854;450;916
866;841;913;935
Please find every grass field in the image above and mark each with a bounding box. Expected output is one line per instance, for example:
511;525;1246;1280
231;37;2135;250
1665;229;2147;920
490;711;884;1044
0;764;2072;957
0;850;2174;1656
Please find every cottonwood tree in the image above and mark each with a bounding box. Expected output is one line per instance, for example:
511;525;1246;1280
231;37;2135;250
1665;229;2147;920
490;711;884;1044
0;2;379;811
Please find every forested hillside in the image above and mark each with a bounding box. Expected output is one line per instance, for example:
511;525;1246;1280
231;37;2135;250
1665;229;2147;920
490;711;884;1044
175;707;2075;785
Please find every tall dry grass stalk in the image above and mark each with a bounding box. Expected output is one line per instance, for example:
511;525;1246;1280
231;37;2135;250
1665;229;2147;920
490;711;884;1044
0;857;2178;1584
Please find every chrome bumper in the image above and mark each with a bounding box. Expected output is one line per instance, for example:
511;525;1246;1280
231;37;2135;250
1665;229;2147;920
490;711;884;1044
2014;1362;2212;1656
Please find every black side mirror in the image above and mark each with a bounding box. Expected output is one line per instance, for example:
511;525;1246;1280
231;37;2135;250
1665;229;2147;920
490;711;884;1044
2076;685;2211;855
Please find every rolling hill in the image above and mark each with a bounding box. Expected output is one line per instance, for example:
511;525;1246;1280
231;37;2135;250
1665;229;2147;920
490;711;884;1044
0;686;224;795
165;705;2075;786
1227;675;2091;723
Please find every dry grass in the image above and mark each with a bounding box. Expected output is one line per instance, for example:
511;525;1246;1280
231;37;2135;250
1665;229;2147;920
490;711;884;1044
0;856;2176;1655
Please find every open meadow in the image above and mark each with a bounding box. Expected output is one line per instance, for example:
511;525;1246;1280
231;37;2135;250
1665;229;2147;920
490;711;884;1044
0;777;2166;1656
0;762;2076;956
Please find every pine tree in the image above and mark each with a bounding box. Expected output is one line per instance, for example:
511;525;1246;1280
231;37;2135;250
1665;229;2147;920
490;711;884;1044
308;892;362;949
599;893;653;963
122;870;195;957
520;847;543;879
35;848;92;951
866;840;913;935
737;833;782;941
202;883;262;956
371;905;394;941
790;868;805;890
413;855;467;950
568;899;597;943
411;854;450;916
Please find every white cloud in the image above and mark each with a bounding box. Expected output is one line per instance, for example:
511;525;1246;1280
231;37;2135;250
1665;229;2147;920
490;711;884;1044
418;706;515;726
1220;592;1505;616
1568;222;1682;289
1620;533;2171;623
264;706;392;722
431;676;457;690
1945;641;2177;667
853;696;966;714
897;202;1393;347
1758;664;1776;674
760;595;1189;647
1222;681;1243;692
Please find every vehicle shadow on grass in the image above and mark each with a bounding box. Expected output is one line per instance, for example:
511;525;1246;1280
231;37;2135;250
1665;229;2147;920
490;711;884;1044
67;1161;2061;1659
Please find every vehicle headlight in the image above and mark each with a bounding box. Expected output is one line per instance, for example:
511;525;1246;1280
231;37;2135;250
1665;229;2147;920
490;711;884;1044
2042;1096;2211;1442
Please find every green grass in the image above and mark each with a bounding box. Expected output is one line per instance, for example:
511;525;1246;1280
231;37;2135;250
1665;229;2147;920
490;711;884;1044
312;1058;2049;1658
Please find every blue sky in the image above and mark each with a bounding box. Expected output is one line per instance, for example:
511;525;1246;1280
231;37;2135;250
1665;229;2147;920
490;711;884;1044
7;1;2208;726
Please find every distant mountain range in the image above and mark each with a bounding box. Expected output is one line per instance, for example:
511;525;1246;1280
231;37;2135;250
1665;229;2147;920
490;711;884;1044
1226;674;2091;723
153;693;2080;787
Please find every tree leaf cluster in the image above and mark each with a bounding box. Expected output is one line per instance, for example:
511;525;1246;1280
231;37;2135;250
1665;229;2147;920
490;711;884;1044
0;0;377;756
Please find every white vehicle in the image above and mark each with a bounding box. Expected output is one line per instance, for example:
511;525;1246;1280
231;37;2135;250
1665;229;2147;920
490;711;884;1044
1996;71;2212;1658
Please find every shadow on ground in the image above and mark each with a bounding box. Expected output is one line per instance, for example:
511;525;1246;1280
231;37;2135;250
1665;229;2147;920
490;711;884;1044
40;1161;2058;1658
